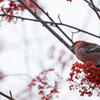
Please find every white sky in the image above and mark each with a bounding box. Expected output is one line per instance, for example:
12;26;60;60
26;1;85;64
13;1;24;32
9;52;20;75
0;0;100;100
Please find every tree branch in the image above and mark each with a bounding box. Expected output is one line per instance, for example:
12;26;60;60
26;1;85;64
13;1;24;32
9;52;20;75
90;0;100;20
1;73;33;79
84;0;100;12
0;91;15;100
0;12;100;39
17;0;74;54
30;0;73;43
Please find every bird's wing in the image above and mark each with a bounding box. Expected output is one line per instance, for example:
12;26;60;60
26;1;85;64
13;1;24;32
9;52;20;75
81;43;100;53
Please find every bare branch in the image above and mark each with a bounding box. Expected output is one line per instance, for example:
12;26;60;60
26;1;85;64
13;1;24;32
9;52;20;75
84;0;100;19
58;14;62;23
90;0;100;20
17;0;74;53
0;12;99;39
0;73;33;79
30;0;73;43
9;91;13;99
0;91;15;100
71;33;74;42
84;0;100;12
1;8;6;14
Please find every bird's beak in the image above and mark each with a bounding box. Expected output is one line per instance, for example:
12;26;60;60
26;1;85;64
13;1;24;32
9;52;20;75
70;45;74;50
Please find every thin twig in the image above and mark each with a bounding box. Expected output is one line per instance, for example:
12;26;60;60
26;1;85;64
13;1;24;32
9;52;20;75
1;8;6;14
0;73;33;79
0;91;15;100
9;91;13;99
58;14;62;23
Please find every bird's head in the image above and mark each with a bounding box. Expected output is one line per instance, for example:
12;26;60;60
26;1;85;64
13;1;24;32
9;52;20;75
70;41;87;53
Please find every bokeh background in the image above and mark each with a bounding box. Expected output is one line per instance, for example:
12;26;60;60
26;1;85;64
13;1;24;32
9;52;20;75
0;0;100;100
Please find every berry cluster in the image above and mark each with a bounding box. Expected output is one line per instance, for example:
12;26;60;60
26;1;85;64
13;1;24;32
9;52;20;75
28;69;62;100
0;0;37;22
67;61;100;96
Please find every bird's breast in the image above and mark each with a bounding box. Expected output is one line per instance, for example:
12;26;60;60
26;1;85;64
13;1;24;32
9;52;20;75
75;49;100;64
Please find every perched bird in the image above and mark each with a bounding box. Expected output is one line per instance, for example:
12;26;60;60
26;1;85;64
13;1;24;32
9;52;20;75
71;41;100;67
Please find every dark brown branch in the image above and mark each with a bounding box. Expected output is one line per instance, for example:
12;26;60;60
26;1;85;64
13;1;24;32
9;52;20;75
1;8;6;14
0;91;15;100
17;0;74;54
0;13;34;21
58;14;62;23
9;91;13;99
84;0;100;12
90;0;100;20
30;0;73;43
0;12;100;39
84;0;100;19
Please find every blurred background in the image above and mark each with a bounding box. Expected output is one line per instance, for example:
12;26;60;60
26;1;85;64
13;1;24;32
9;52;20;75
0;0;100;99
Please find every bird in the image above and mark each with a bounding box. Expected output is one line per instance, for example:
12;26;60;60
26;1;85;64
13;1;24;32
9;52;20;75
70;41;100;67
